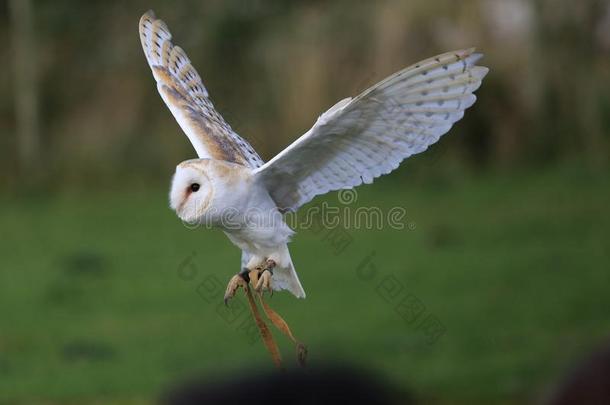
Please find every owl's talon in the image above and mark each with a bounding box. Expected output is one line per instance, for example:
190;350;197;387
255;269;272;294
254;259;276;295
224;274;248;306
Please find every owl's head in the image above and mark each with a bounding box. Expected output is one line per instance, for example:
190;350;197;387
169;160;214;223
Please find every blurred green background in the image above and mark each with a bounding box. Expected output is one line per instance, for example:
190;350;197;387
2;0;610;403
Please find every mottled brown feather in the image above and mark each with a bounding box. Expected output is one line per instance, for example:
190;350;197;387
139;11;264;168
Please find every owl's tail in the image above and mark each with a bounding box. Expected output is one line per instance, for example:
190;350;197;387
272;246;306;298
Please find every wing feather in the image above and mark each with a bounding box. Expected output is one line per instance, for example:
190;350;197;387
139;11;263;168
254;48;488;211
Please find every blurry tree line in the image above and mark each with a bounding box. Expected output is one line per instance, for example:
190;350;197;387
2;0;609;191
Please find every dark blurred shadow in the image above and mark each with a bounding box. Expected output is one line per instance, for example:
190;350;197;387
162;363;411;405
547;339;610;405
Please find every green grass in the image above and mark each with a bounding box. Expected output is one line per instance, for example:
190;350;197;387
1;165;609;404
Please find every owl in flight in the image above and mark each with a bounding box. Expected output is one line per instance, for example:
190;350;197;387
139;11;487;304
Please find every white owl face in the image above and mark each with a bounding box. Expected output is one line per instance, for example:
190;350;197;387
169;161;214;223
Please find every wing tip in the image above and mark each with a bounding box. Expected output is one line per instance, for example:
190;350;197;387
462;49;488;77
461;47;477;55
139;10;175;68
474;65;490;79
140;10;156;27
464;93;477;109
457;47;485;62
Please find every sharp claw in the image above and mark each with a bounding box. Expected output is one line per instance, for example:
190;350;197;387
224;274;248;306
224;290;234;306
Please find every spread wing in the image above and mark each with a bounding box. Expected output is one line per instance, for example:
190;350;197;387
139;11;263;168
254;48;488;212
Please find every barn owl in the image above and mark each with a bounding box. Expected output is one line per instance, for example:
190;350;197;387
139;11;488;302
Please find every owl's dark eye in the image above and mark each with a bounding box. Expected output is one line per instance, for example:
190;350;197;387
190;183;200;192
